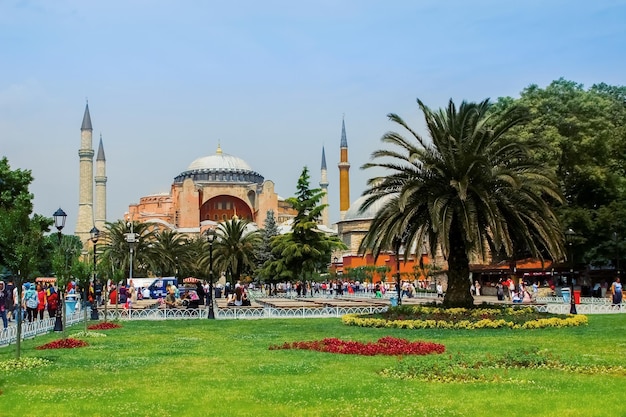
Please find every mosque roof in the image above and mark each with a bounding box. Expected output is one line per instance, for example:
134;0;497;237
174;144;264;185
187;145;253;171
342;193;396;222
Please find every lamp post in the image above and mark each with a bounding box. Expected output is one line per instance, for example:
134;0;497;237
614;231;621;277
90;226;100;320
205;228;216;319
393;234;405;305
125;221;137;287
53;208;67;332
565;228;577;315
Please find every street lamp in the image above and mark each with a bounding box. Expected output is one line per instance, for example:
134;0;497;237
393;234;405;306
52;208;67;332
614;232;621;277
90;226;100;320
205;228;216;319
125;221;137;287
565;228;577;315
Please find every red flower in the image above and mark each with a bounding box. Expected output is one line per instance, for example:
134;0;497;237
36;338;89;350
269;336;445;356
87;322;122;330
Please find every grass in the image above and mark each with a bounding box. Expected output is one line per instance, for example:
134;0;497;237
1;314;625;416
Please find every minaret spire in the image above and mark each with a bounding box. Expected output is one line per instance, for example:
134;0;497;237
320;146;329;226
95;134;107;230
76;102;95;244
338;116;351;220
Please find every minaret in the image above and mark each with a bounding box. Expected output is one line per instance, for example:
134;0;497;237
338;117;351;220
76;103;95;244
319;146;329;226
94;134;107;231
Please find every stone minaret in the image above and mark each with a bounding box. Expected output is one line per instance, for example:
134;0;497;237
338;117;351;220
94;134;107;231
319;146;329;226
76;103;95;244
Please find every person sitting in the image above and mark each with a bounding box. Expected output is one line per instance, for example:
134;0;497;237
187;290;200;309
512;291;522;303
165;290;177;309
226;292;236;306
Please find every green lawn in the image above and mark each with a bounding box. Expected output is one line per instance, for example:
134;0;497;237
1;314;625;417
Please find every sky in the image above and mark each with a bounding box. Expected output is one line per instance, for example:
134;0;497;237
1;0;625;235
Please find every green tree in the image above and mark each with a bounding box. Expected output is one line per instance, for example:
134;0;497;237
360;99;565;308
149;229;189;277
99;220;157;283
212;217;261;285
0;157;52;358
71;259;92;333
256;210;279;284
263;167;345;283
494;79;626;267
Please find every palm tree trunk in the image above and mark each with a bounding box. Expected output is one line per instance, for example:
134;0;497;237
443;221;474;308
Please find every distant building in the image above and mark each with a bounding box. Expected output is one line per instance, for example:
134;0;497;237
127;144;297;232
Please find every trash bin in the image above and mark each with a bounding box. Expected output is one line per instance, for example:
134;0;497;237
214;288;222;299
65;298;78;315
390;297;398;307
573;290;581;304
561;288;571;304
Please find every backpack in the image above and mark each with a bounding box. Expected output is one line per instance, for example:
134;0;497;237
26;290;38;309
47;293;58;310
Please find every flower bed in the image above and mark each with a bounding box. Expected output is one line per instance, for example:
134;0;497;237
269;336;445;356
87;322;122;330
36;338;88;350
342;306;588;330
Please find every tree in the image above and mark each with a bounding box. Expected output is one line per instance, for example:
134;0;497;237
262;167;345;283
99;220;157;283
0;157;52;358
359;98;565;308
71;259;92;334
149;229;189;277
212;217;261;285
494;79;626;267
256;210;279;284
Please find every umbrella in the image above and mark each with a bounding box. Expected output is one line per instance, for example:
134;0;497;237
183;277;200;284
36;277;57;283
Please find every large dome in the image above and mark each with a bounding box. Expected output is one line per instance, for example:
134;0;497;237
187;153;252;171
343;193;396;221
174;145;264;185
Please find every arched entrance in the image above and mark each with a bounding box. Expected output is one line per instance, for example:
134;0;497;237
200;195;254;222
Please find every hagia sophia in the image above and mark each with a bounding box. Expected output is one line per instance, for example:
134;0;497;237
74;103;560;288
73;103;430;284
75;104;576;285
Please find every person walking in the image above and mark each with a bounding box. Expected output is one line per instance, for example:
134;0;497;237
36;284;47;320
47;287;59;318
612;277;623;307
5;279;15;323
0;282;8;329
24;283;38;322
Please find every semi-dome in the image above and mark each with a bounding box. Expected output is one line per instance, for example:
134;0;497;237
174;144;264;185
342;193;396;222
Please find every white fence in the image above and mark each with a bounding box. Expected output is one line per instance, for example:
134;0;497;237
1;294;623;347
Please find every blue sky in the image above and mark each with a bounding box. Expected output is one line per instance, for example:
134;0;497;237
1;0;625;234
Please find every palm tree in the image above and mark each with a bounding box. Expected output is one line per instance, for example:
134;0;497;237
149;229;189;277
212;217;261;285
359;98;565;308
99;220;158;282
